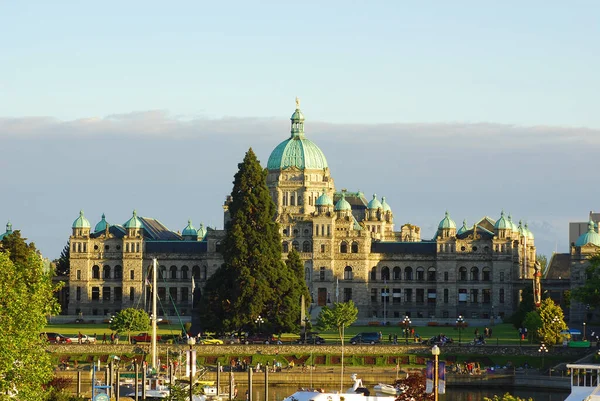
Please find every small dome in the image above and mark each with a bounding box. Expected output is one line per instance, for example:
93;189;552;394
72;210;91;229
381;197;392;213
457;219;468;235
525;223;534;240
334;194;352;211
0;220;13;240
197;223;206;239
367;194;382;210
182;219;197;236
508;214;518;232
124;210;143;229
494;210;511;230
438;211;456;229
94;213;110;233
575;220;600;247
316;192;333;206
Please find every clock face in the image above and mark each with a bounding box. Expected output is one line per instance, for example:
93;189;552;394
94;393;110;401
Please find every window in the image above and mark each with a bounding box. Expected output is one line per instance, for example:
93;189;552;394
370;267;377;281
416;289;424;304
393;289;401;304
351;241;359;253
500;271;505;282
304;229;310;235
159;266;166;279
216;241;222;253
371;288;378;302
416;267;424;281
405;288;412;303
458;289;467;303
76;287;81;301
282;241;289;252
381;266;390;281
169;287;177;302
393;266;401;280
130;287;135;302
427;289;436;304
483;289;491;304
103;265;111;279
459;267;467;281
130;270;135;280
170;266;177;280
340;241;348;253
158;287;166;301
114;265;122;279
444;289;449;303
105;245;110;251
470;267;479;281
114;287;122;301
470;289;478;303
404;266;413;281
344;266;353;280
182;266;189;280
482;267;491;281
305;264;312;281
92;287;100;300
499;288;505;303
427;267;436;281
181;287;189;302
319;267;325;281
292;241;300;251
103;287;110;301
381;288;390;303
321;244;326;253
343;288;352;302
76;270;81;280
303;241;311;253
444;272;449;281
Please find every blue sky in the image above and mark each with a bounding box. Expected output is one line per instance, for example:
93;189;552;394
1;1;599;259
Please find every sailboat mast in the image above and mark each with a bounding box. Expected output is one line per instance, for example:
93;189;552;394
151;258;158;370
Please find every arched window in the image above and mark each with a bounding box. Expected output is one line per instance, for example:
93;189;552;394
114;265;123;279
215;241;222;253
170;266;177;280
340;241;348;253
393;266;401;280
351;241;359;253
103;265;111;279
292;241;300;251
459;267;467;281
159;266;167;279
305;265;312;281
482;267;491;281
381;266;390;281
282;241;289;253
201;266;208;280
344;266;353;280
192;266;200;279
404;266;413;281
370;267;377;281
92;265;100;279
470;266;479;281
427;267;436;281
416;266;424;281
182;266;189;280
303;241;311;253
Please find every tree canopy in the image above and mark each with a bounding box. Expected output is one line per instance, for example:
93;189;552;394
54;242;70;276
316;301;358;344
572;254;600;311
109;308;150;342
0;231;60;400
199;148;309;334
509;284;535;329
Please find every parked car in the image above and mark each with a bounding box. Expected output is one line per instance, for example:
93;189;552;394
131;333;161;344
198;335;224;345
68;334;97;344
296;333;326;345
349;332;380;345
244;333;277;344
42;332;72;344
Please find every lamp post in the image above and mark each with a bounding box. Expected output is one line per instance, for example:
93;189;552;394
255;315;264;333
456;315;465;346
431;345;440;401
303;317;310;344
538;343;548;372
402;316;411;345
584;322;587;341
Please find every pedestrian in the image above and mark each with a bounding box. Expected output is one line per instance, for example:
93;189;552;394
78;331;83;344
102;333;107;344
388;333;392;343
474;328;479;337
489;328;493;338
110;332;115;344
393;333;398;344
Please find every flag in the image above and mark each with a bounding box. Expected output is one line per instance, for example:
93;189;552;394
425;360;433;393
439;362;446;394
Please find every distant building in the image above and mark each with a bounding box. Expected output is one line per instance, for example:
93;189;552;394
67;100;537;322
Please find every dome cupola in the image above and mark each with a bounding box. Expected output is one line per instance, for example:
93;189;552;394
575;220;600;247
182;219;197;237
508;214;518;232
197;223;206;240
457;219;468;235
94;213;110;233
368;194;382;210
0;221;13;240
438;211;456;229
381;197;392;213
316;192;333;206
494;210;511;230
124;210;143;229
334;193;352;211
525;223;534;240
72;210;91;229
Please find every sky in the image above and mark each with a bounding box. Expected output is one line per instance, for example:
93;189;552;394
1;1;599;259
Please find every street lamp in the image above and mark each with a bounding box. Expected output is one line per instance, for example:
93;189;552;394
431;345;440;401
538;343;548;372
402;316;411;345
456;315;466;346
584;322;587;341
255;315;264;333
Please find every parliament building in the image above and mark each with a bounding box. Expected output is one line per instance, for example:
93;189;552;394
68;100;537;322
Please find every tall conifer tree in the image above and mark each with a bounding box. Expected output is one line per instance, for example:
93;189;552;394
200;148;309;333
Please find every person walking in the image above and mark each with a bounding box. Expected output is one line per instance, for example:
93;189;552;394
78;331;83;344
102;333;107;344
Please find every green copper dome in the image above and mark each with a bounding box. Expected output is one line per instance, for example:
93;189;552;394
197;223;206;240
575;220;600;247
457;219;468;235
182;219;197;236
334;194;352;211
94;213;110;233
438;211;456;229
316;192;333;206
367;194;382;210
508;214;518;232
0;221;13;240
124;210;143;229
267;99;328;171
381;197;391;213
494;210;511;230
72;210;91;229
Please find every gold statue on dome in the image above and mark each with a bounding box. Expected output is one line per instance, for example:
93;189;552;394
296;96;300;109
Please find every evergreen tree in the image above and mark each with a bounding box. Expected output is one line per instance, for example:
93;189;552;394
572;254;600;310
54;242;70;276
509;284;535;329
199;148;309;334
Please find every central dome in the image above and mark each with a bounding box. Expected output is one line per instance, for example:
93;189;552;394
267;99;328;171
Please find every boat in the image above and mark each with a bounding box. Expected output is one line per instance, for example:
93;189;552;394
565;363;600;400
373;383;405;395
282;374;398;401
